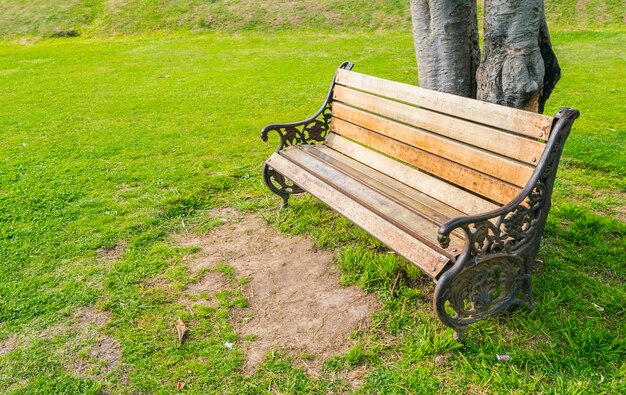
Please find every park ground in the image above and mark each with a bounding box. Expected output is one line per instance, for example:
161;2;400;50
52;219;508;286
0;3;625;394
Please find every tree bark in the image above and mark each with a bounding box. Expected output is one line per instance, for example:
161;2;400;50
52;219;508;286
537;12;561;113
410;0;480;97
476;0;560;113
410;0;560;113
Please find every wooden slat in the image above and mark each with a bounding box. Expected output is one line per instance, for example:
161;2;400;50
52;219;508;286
299;145;464;227
302;145;466;220
335;69;554;139
325;134;499;215
331;120;522;205
265;153;451;277
333;87;545;166
332;102;534;187
280;147;464;256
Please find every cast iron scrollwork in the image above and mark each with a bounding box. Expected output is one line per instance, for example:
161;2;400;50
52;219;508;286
442;180;547;257
260;105;332;150
436;254;533;339
260;61;354;152
446;256;526;321
260;111;330;205
262;165;304;208
434;108;580;339
260;61;354;206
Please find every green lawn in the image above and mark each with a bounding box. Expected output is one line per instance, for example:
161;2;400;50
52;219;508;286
1;0;623;39
0;30;624;394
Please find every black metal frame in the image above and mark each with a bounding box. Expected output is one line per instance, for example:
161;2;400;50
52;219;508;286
260;62;580;340
260;61;354;207
434;108;579;339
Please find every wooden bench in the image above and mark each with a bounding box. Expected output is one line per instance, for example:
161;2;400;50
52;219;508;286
260;62;579;339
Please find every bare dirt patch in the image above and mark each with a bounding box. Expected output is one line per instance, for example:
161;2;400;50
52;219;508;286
178;208;380;375
64;308;123;381
71;307;112;329
97;243;126;262
1;307;123;385
106;0;129;14
337;365;371;388
576;0;590;14
183;270;232;308
0;334;18;356
614;204;626;223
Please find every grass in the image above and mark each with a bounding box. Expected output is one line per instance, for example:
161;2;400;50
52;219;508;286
0;0;623;39
0;27;624;394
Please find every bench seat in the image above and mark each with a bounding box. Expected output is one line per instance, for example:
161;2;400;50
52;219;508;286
260;62;579;339
268;144;461;276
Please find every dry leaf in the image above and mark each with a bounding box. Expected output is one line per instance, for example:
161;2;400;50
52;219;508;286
177;381;185;390
176;319;187;345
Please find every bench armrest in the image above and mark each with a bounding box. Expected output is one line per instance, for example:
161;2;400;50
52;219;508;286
432;109;578;338
437;108;580;258
260;61;354;151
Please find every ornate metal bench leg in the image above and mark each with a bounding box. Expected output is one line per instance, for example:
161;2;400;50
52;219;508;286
454;326;468;341
519;257;537;310
434;255;528;340
263;163;304;208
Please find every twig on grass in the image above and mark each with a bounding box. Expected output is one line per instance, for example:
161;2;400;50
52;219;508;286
390;270;404;297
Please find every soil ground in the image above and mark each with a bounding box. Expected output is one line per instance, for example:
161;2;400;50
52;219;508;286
178;208;381;376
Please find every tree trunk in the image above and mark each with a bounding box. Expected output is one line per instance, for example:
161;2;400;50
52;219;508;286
537;12;561;113
476;0;560;113
409;0;480;97
410;0;560;113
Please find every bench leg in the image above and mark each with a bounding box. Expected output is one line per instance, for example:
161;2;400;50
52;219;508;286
263;163;304;208
434;254;531;340
520;257;537;310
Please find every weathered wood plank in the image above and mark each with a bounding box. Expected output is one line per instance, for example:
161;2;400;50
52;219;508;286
281;147;464;255
302;145;466;220
335;68;554;139
301;144;466;222
333;87;545;166
332;102;534;187
330;120;522;205
325;134;500;215
265;153;451;277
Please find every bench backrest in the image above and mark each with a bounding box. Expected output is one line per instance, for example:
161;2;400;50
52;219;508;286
328;69;556;205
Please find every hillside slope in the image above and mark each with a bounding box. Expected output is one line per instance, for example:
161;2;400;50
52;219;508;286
0;0;623;39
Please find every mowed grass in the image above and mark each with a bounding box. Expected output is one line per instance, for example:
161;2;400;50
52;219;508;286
0;0;623;39
0;30;624;393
